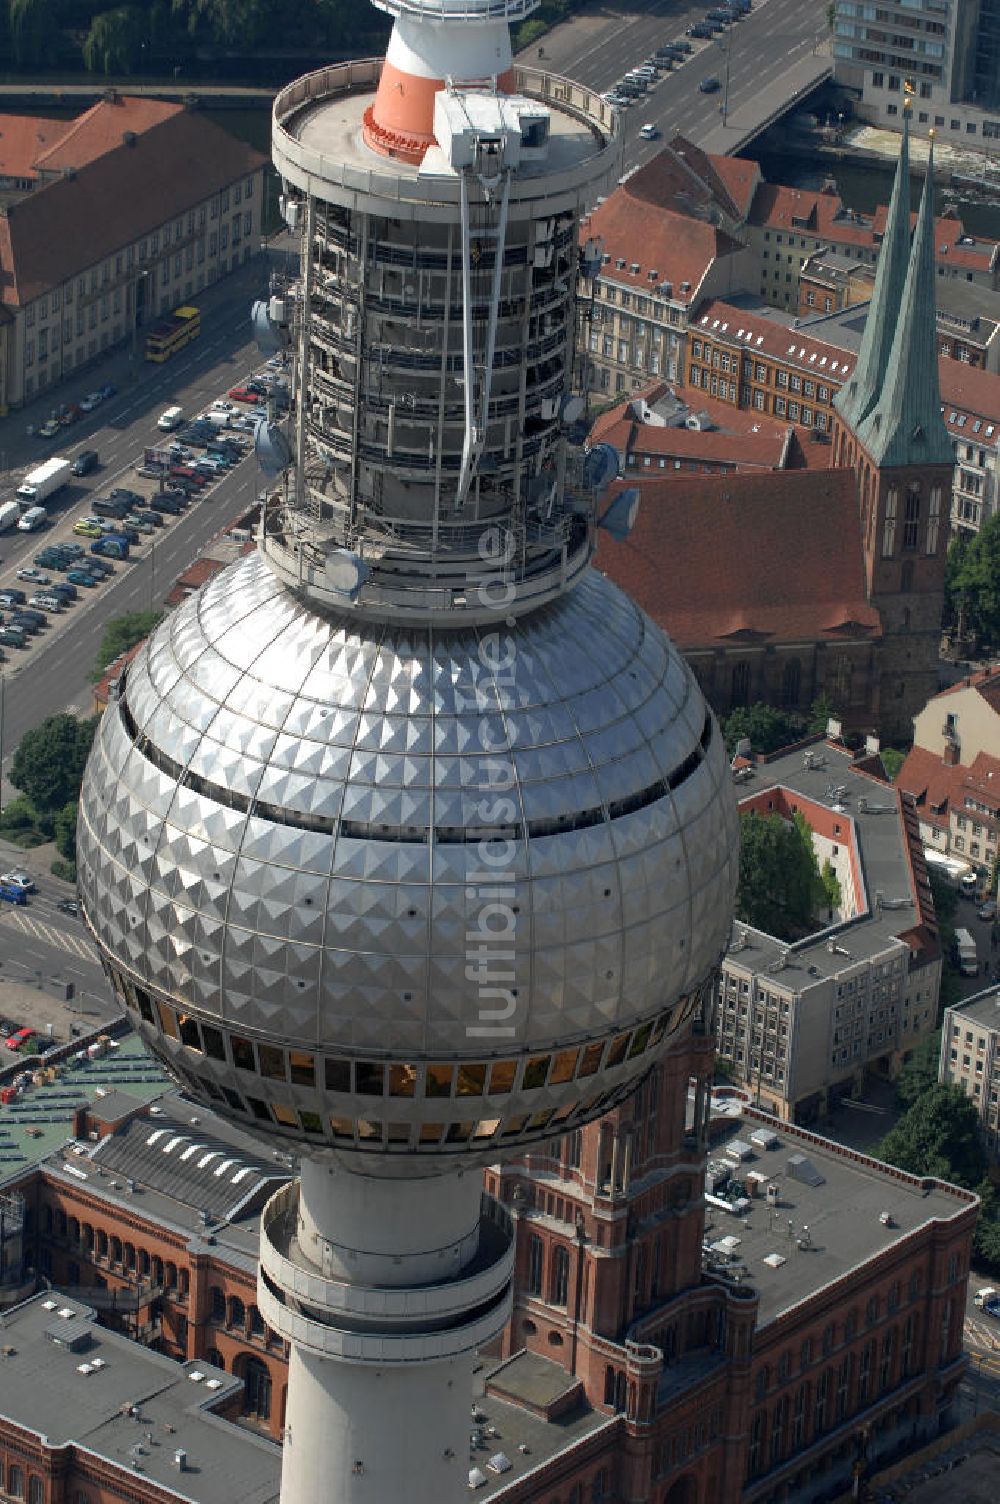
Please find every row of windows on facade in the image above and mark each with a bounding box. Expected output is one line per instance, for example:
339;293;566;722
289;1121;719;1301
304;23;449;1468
689;346;834;400
746;1316;925;1482
0;1467;50;1504
23;216;253;363
21;252;252;400
22;177;257;326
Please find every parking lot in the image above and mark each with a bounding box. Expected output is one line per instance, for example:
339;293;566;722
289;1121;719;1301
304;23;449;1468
0;363;287;665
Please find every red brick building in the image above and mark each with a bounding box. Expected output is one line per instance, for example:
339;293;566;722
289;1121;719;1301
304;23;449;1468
0;1006;978;1504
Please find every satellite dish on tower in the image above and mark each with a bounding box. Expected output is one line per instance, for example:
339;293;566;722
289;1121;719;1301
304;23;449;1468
325;549;370;600
598;486;641;541
251;299;285;356
559;394;585;426
254;418;293;478
582;442;620;494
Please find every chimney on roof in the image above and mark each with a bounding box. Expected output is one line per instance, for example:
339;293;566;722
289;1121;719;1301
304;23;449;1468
943;741;959;767
122;131;137;148
103;88;120;104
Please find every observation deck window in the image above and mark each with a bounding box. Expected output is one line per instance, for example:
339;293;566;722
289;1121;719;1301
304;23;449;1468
489;1060;517;1094
259;1045;286;1081
426;1063;454;1098
289;1050;315;1087
389;1064;417;1097
356;1062;385;1096
523;1055;551;1090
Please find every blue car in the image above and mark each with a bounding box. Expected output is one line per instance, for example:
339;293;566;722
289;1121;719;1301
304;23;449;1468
66;569;99;587
99;382;117;400
0;882;27;905
91;539;128;560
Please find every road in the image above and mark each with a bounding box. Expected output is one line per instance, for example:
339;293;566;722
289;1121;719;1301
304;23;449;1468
533;0;833;156
0;888;112;1024
0;248;283;761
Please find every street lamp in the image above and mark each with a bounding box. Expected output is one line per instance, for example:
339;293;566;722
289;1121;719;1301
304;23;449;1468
130;268;150;373
717;31;733;127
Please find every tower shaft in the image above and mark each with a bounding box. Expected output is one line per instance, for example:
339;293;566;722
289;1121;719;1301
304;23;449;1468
259;1164;514;1504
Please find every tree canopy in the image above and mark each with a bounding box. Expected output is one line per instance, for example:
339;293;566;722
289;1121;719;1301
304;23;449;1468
10;713;99;813
91;610;162;681
736;809;829;938
721;702;805;759
874;1083;987;1187
945;513;1000;649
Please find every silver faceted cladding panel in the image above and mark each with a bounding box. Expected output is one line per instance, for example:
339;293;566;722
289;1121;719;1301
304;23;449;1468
79;551;738;1148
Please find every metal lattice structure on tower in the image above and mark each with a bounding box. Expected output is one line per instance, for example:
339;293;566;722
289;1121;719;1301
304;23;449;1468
76;3;739;1500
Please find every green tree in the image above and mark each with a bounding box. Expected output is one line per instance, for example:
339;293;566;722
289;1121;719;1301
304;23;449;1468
874;1083;987;1186
10;714;99;814
819;857;842;913
91;609;162;680
945;513;1000;648
893;1029;942;1110
807;694;837;735
8;0;53;67
880;747;906;781
83;6;144;75
736;810;825;938
54;800;78;863
722;701;805;759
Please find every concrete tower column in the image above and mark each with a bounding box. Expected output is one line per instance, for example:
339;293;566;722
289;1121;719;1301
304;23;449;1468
259;1160;514;1504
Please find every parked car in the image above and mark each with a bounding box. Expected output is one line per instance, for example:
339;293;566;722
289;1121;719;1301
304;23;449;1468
38;419;61;438
699;74;721;91
9;613;42;633
66;569;99;587
60;404;83;426
0;627;27;648
73;519;102;537
29;594;62;612
640;123;659;139
0;870;34;892
0;884;28;907
149;495;181;515
109;487;143;508
16;568;49;585
57;897;80;917
0;589;27;607
5;1025;34;1045
131;508;162;528
49;582;78;601
228;386;258;402
962;871;980;897
99;382;117;400
978;900;997;922
84;557;115;576
79;391;103;412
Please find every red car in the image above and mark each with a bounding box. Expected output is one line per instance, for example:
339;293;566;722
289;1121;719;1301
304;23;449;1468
227;386;258;403
5;1026;34;1051
169;465;208;486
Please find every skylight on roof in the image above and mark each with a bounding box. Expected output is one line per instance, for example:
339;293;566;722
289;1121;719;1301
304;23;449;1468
712;319;720;329
756;335;763;346
949;411;957;422
820;356;827;365
831;362;839;371
988;425;995;437
198;1152;220;1169
737;328;744;337
809;352;817;362
787;344;796;354
958;415;967;426
231;1166;254;1184
973;420;981;432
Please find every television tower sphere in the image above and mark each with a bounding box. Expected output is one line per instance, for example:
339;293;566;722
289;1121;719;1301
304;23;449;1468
79;553;736;1162
76;1;738;1498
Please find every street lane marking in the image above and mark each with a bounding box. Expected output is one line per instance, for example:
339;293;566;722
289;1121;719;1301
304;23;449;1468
0;910;99;963
964;1317;1000;1350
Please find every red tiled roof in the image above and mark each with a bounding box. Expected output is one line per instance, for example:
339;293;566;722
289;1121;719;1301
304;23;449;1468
748;181;998;271
927;665;1000;706
938;362;1000;439
620;136;759;225
897;744;1000;831
694;299;855;382
872;202;998;273
0;114;70;181
32;95;181;173
593;467;881;649
582;195;744;303
0;110;266;306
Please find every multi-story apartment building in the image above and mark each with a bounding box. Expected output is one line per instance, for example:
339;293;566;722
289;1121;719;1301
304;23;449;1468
832;0;1000;147
0;93;267;411
713;741;942;1123
799;248;1000;373
897;669;1000;876
941;987;1000;1152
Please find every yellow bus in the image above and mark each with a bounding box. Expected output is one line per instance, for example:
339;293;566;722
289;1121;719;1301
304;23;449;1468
144;305;200;363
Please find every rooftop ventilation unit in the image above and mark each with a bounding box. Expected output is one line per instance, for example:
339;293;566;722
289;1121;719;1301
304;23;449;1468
786;1154;825;1188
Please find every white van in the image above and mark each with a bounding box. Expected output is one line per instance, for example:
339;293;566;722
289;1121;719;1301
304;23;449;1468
17;505;47;532
640;123;659;139
974;1286;998;1308
157;406;183;432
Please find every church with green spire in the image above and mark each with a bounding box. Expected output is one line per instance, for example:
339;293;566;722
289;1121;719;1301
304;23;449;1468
830;109;954;741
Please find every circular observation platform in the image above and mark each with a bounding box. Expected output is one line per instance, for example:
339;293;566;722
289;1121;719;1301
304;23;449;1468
271;61;622;222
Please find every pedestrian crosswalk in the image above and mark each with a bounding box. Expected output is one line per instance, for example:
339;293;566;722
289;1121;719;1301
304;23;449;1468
964;1316;1000;1352
0;909;99;964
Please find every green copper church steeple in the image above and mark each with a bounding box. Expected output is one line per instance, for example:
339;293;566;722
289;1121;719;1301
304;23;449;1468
854;132;954;469
833;105;912;431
